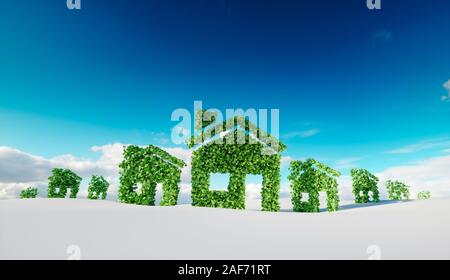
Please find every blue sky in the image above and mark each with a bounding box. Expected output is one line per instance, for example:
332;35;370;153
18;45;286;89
1;0;450;184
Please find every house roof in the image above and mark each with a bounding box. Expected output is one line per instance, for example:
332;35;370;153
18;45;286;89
141;145;186;169
290;159;341;178
186;116;286;153
350;168;379;181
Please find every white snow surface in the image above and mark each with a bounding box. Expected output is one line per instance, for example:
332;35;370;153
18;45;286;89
0;198;449;260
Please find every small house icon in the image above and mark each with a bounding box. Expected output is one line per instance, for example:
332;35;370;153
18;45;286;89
118;145;186;206
288;159;341;212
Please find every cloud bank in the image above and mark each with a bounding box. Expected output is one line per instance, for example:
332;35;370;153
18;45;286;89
1;143;450;202
386;138;450;154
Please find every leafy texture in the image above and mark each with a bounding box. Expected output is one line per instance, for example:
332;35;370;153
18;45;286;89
20;187;38;199
87;175;110;200
190;114;284;212
195;109;218;130
188;115;286;154
47;168;82;198
417;191;431;200
288;159;341;212
119;145;186;206
350;168;380;203
386;180;410;200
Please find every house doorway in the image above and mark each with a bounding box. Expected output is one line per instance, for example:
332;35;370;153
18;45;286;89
134;183;143;195
134;183;163;206
319;191;328;212
155;183;163;206
368;191;375;202
245;175;264;211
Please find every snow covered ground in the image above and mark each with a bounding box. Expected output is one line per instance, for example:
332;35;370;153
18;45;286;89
0;198;449;260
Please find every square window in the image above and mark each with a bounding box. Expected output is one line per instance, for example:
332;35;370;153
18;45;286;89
134;183;143;194
209;173;230;191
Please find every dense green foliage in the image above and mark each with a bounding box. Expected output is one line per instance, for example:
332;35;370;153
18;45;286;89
417;191;431;200
87;175;110;200
288;159;341;212
47;168;82;198
20;187;38;199
350;168;380;203
191;139;281;211
190;115;284;212
119;145;186;206
194;109;218;130
386;180;410;200
188;115;287;153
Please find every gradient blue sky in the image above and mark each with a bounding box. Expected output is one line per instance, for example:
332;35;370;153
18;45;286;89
1;0;449;175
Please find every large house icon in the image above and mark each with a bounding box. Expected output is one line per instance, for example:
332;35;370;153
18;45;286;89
187;114;286;212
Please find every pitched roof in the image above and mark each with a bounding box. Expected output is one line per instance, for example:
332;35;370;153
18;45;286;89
290;159;341;177
139;145;186;169
186;116;286;153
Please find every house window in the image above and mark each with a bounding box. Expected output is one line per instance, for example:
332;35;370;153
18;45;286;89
209;173;230;191
301;192;310;202
134;183;143;194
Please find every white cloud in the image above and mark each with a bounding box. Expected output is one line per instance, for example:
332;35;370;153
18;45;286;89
337;176;354;201
91;143;126;169
281;156;294;166
283;129;319;139
335;157;362;170
0;145;124;199
442;79;450;102
386;138;450;154
0;181;51;200
338;154;450;200
0;147;55;183
338;155;450;200
0;145;123;184
2;144;450;202
376;155;450;198
0;144;191;200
